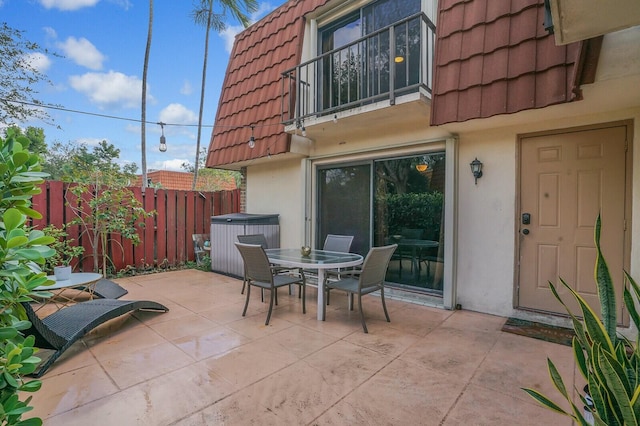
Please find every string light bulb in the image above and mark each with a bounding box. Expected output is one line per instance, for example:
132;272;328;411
302;126;307;137
158;122;167;152
333;114;338;124
248;125;255;149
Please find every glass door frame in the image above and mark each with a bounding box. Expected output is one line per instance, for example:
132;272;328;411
303;137;458;309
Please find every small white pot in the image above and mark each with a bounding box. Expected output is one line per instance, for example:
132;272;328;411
54;265;72;281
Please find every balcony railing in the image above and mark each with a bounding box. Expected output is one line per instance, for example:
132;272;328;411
281;12;436;125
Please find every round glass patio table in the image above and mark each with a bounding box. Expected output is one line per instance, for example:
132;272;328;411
35;272;103;310
265;248;363;321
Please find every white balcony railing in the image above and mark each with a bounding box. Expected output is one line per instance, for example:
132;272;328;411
281;12;436;125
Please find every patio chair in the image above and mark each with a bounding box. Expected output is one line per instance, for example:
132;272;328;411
323;244;397;333
320;234;355;283
235;242;306;325
192;234;209;266
22;298;169;377
237;234;298;298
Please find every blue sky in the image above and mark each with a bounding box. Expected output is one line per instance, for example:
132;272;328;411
1;0;285;171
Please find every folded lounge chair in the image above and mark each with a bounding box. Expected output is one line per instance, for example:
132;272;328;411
22;298;168;377
83;278;129;299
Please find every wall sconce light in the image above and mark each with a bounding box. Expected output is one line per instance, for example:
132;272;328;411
158;122;167;152
394;56;404;63
470;157;483;184
415;164;428;172
248;125;255;149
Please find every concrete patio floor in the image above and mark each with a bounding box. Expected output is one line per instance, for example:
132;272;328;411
28;269;580;425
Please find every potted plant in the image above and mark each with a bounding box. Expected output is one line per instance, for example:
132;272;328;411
43;224;85;281
523;215;640;426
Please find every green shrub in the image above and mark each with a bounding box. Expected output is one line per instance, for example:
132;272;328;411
523;215;640;426
0;129;55;425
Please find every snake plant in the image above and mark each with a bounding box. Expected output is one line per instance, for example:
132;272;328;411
523;215;640;426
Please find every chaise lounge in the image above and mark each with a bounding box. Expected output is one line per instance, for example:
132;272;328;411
22;298;168;377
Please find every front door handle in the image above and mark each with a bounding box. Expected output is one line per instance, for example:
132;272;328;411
522;229;530;235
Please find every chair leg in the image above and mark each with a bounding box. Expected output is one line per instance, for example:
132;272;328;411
265;286;275;325
326;288;331;305
349;293;354;310
358;293;368;333
241;278;246;294
242;284;251;316
274;288;278;305
380;287;390;322
301;283;306;314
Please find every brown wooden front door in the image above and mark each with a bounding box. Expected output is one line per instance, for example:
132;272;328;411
518;122;631;323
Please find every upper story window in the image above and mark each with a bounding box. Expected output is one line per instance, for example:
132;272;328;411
318;0;422;111
280;0;434;124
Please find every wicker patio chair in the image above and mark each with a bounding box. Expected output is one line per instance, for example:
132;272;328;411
237;234;299;298
235;242;306;325
321;234;355;286
323;244;397;333
23;298;168;377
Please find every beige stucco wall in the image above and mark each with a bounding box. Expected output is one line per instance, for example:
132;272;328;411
452;105;640;321
242;28;640;327
245;159;306;248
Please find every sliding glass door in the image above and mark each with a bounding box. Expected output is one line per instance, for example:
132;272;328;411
317;151;445;294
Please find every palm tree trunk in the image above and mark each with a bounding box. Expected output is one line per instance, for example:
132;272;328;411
192;0;213;190
141;0;154;189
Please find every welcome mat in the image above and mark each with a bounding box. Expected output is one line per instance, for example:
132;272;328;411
501;317;575;346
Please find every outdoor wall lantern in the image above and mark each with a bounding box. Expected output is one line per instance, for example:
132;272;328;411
158;122;167;152
470;157;483;184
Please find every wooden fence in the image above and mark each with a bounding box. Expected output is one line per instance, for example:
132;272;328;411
30;181;240;273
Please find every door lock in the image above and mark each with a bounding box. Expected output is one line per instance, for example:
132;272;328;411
522;213;531;225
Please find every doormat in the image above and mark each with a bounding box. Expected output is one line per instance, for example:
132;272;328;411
501;317;575;346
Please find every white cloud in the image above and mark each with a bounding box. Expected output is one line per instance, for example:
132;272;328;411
69;71;150;108
220;2;279;53
23;52;52;72
43;27;58;40
39;0;100;11
158;103;197;125
180;80;193;95
57;37;106;70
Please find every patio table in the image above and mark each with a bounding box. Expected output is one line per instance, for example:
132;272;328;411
35;272;103;311
265;248;363;320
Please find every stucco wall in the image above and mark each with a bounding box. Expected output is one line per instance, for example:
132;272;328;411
246;159;305;248
453;106;640;319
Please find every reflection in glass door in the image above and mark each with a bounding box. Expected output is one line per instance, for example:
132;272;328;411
374;153;445;294
317;152;445;294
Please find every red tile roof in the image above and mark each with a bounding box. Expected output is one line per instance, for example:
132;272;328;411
430;0;587;125
134;170;237;191
207;0;598;164
206;0;330;168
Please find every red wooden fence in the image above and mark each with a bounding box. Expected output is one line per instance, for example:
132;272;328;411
30;181;240;273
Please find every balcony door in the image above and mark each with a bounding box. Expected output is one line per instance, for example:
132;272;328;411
318;0;421;112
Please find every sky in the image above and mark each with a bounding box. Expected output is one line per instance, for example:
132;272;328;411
1;0;286;172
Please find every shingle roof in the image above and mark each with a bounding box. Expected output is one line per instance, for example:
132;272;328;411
206;0;330;168
430;0;586;125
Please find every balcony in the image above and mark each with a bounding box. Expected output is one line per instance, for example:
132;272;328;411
281;12;436;128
